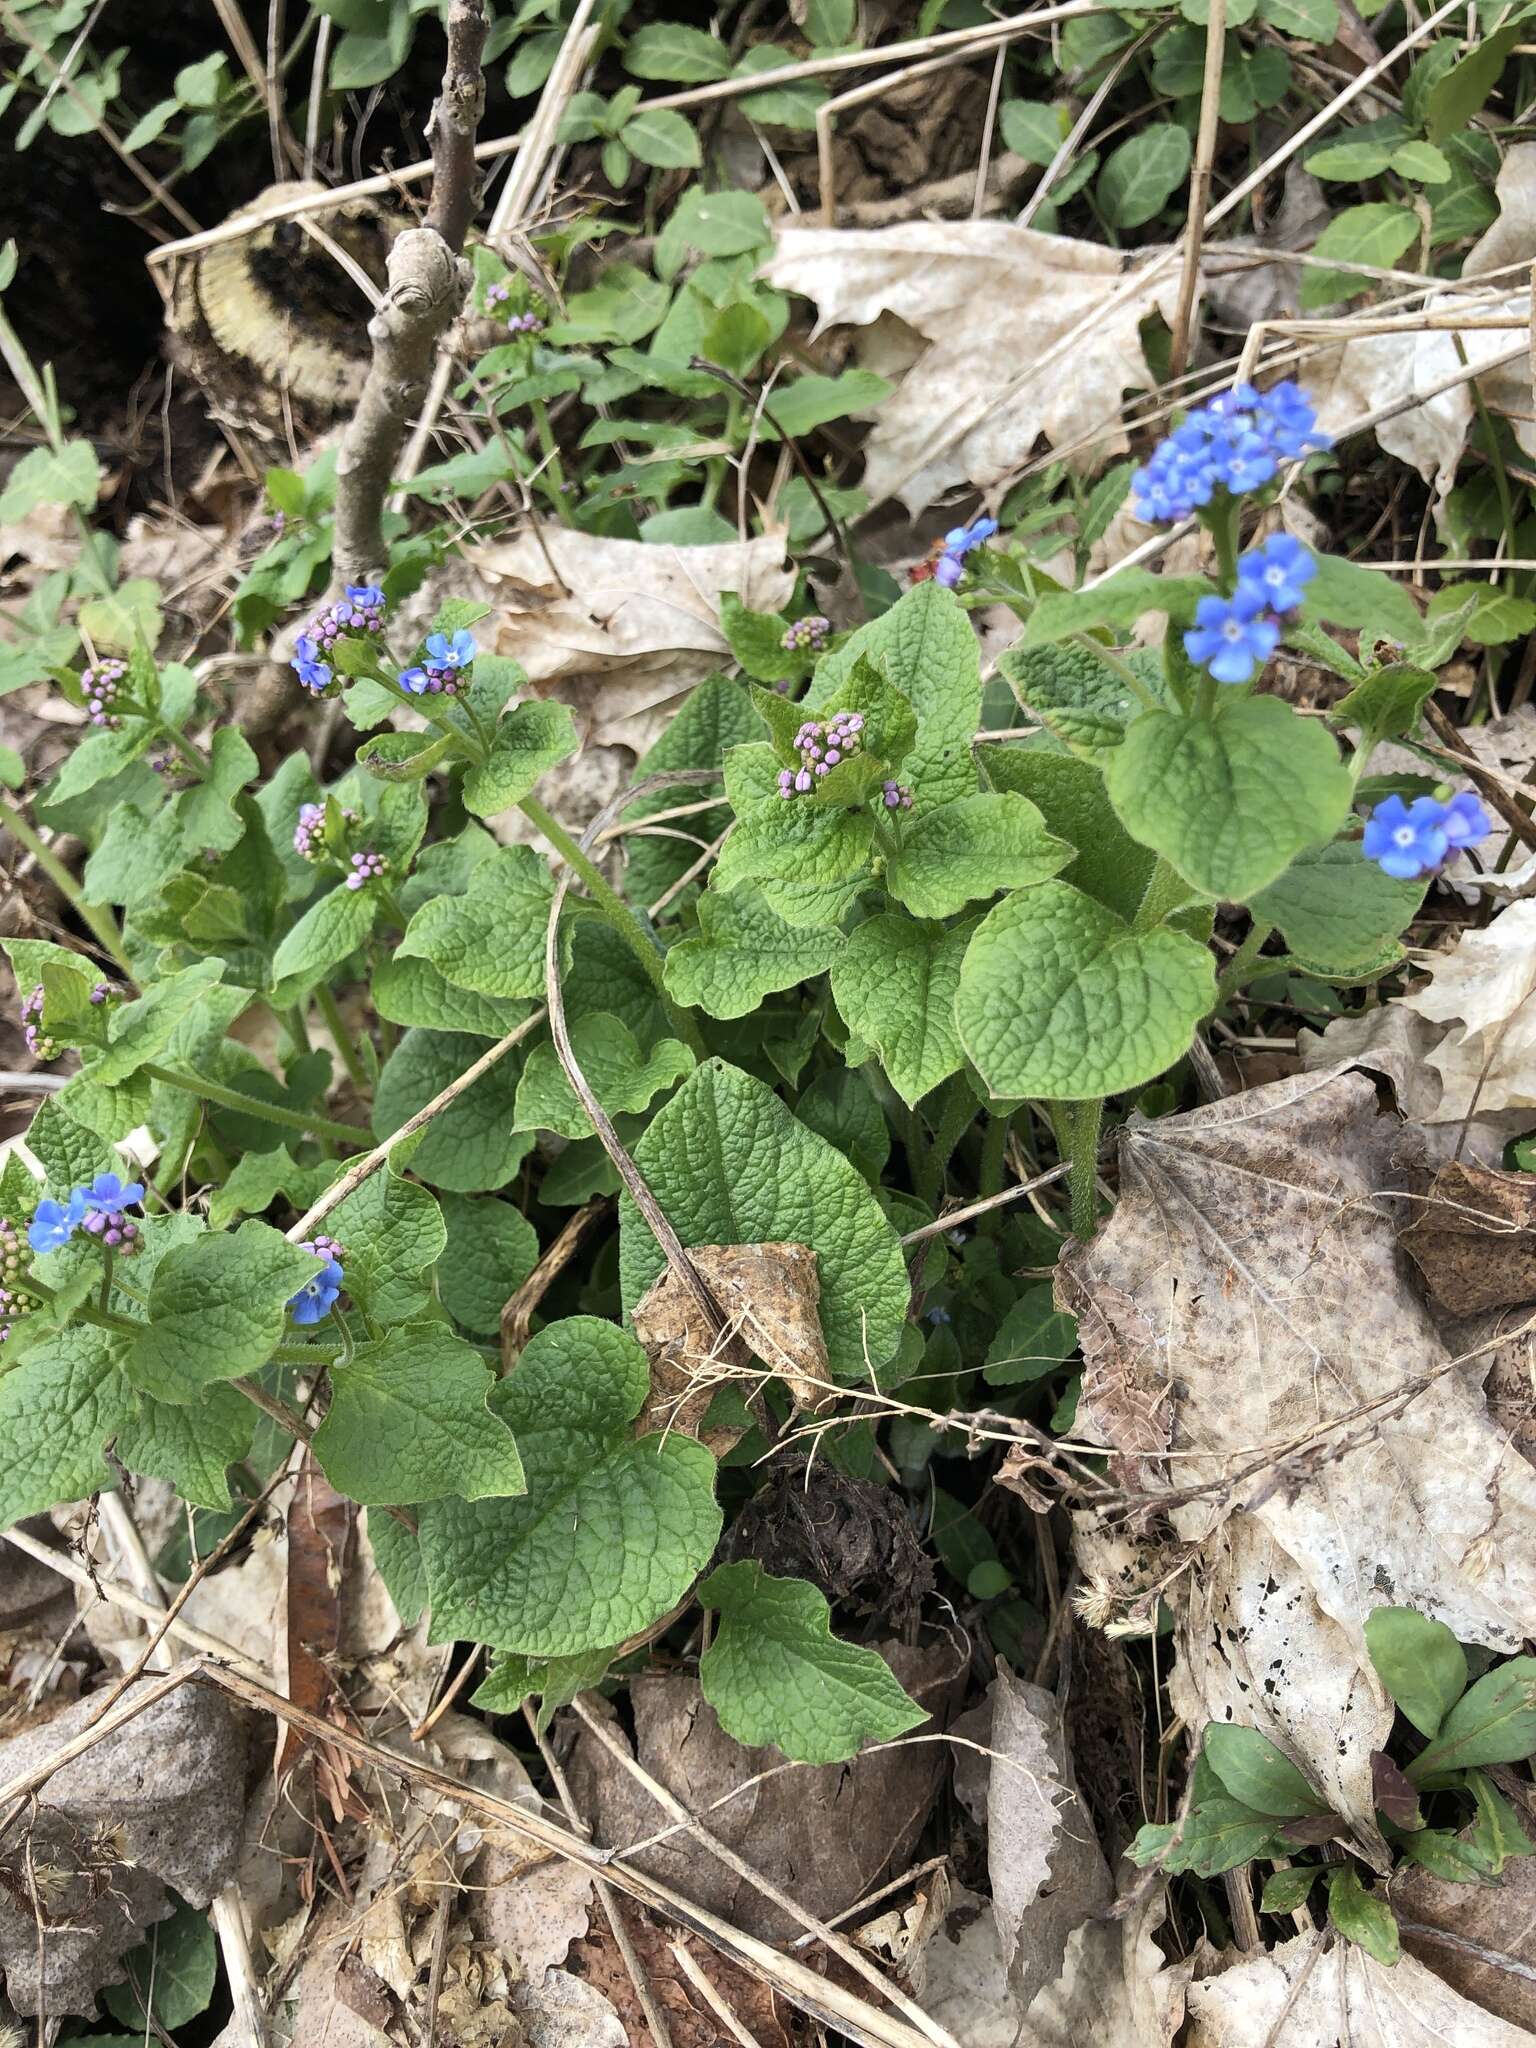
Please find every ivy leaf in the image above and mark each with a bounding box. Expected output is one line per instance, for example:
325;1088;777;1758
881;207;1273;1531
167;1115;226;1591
123;1222;322;1403
115;1384;255;1511
418;1317;720;1655
829;913;972;1109
326;1161;446;1323
1407;1657;1536;1778
885;792;1071;919
1327;1865;1401;1965
271;883;378;987
103;1899;217;2033
983;1285;1078;1386
956;882;1214;1100
396;844;553;997
436;1194;539;1335
1105;697;1352;902
373;1028;534;1193
662;885;842;1019
619;1059;910;1378
1203;1725;1330;1818
714;743;873;926
982;743;1155;921
805;582;981;809
0;1324;132;1528
697;1562;926;1763
462;701;578;817
314;1325;525;1505
514;1014;695;1137
1249;841;1423;976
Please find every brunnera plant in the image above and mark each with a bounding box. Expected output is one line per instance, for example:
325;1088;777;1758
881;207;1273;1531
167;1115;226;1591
0;371;1495;1763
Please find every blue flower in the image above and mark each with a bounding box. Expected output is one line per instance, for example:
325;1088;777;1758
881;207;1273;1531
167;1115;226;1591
289;1256;344;1325
933;517;999;588
292;636;332;693
28;1188;88;1255
1363;794;1451;879
1442;789;1493;851
425;629;477;670
83;1173;144;1215
1237;533;1315;616
345;584;385;608
398;665;430;696
1131;382;1330;524
1183;587;1281;684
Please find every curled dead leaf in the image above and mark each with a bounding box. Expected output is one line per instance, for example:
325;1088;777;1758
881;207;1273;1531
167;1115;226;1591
632;1241;829;1441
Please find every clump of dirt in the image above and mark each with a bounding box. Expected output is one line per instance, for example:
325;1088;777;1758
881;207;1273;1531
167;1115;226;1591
725;1454;933;1634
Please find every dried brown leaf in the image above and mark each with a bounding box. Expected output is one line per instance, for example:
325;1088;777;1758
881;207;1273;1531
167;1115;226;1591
760;221;1182;512
1399;1161;1536;1313
1394;1772;1536;2031
631;1240;827;1440
1062;1065;1536;1838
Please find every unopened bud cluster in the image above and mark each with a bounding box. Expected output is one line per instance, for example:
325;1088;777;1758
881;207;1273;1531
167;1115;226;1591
293;802;358;862
292;584;387;694
777;710;865;799
82;658;127;729
345;849;388;891
781;615;830;654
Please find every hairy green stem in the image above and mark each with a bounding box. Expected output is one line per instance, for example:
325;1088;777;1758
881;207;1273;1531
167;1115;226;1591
1132;856;1195;933
979;1110;1011;1202
316;982;372;1096
0;791;133;975
1216;920;1277;1004
1062;1097;1103;1242
141;1063;368;1148
1209;493;1240;588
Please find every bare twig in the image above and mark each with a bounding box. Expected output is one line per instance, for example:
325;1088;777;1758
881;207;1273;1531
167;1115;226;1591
1168;0;1226;384
500;1194;611;1370
332;0;488;580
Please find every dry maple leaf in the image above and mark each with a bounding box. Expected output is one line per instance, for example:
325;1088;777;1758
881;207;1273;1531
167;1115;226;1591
1398;1159;1536;1313
1398;899;1536;1122
760;220;1182;512
631;1240;829;1435
1060;1062;1536;1839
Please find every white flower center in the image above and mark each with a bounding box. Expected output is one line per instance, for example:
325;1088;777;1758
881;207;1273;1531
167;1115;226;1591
1393;826;1416;848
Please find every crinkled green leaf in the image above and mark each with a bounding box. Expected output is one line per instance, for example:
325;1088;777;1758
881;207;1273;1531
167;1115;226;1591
624;674;759;908
436;1194;539;1335
103;1898;217;2033
116;1384;255;1511
982;743;1155;920
1105;696;1352;902
463;700;579;817
663;885;841;1019
619;1058;910;1377
1249;840;1423;975
85;797;186;909
271;883;378;986
885;791;1071;919
177;726;259;853
698;1561;925;1763
123;1222;322;1403
805;581;980;808
207;1147;339;1229
1303;551;1422;643
1022;572;1212;647
830;913;972;1108
721;591;798;683
326;1160;445;1322
1331;661;1436;741
418;1317;720;1655
514;1014;694;1137
794;1067;890;1187
367;1507;427;1627
25;1096;117;1189
373;955;534;1038
397;843;552;997
714;742;873;925
472;1645;616;1733
999;642;1167;765
315;1324;525;1505
84;959;229;1088
373;1028;534;1192
0;439;99;520
956;881;1215;1100
0;1323;131;1527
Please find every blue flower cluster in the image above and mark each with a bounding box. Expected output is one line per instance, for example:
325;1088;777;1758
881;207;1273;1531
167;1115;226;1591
1363;790;1492;879
290;1235;345;1325
934;518;998;589
29;1172;145;1255
292;585;387;694
401;629;477;698
1184;533;1316;685
1132;382;1330;525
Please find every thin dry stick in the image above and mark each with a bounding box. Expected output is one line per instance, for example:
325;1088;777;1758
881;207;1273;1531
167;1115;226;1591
284;1007;545;1244
567;1698;959;2048
971;42;1008;220
500;1194;611;1369
1015;28;1153;231
898;1160;1073;1244
332;0;488;580
670;1941;764;2048
195;1662;945;2048
1168;0;1226;385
